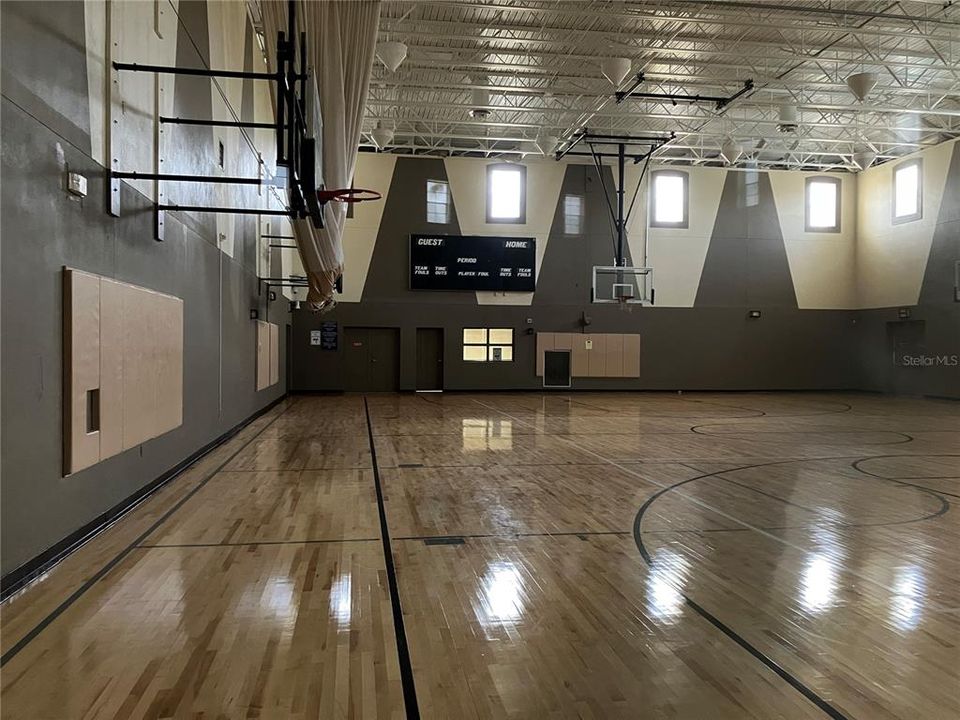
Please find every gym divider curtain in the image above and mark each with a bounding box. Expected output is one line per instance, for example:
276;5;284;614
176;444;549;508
262;0;381;310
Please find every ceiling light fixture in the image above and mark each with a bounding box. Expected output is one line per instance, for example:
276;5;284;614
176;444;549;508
377;41;407;73
370;123;394;149
853;150;876;171
601;58;632;87
846;72;878;102
720;138;743;165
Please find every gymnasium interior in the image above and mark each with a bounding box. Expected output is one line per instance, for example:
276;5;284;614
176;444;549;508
1;1;959;718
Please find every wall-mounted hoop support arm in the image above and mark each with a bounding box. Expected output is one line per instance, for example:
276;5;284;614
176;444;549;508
159;116;281;130
158;204;295;217
113;171;264;185
108;0;323;244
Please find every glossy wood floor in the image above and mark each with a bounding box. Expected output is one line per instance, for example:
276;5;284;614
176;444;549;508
2;392;958;719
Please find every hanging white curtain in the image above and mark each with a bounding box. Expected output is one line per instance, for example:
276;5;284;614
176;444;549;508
261;0;381;310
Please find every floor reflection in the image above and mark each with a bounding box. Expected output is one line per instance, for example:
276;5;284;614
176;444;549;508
646;548;691;623
890;565;926;631
475;561;526;631
330;573;352;630
462;418;513;451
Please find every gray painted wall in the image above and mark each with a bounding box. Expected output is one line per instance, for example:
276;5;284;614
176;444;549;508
292;159;859;393
695;171;797;308
1;1;288;577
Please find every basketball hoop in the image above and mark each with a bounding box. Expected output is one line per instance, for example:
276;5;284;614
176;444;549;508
315;187;382;204
592;266;653;306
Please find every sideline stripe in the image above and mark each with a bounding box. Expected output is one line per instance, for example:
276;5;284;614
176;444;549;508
364;397;421;720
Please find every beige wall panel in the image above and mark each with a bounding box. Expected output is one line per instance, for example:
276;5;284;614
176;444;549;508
121;284;159;450
571;334;590;377
256;320;270;391
155;294;184;435
587;334;606;377
269;322;280;386
98;278;125;459
605;335;624;378
64;270;101;474
553;333;573;351
623;334;641;378
536;333;555;376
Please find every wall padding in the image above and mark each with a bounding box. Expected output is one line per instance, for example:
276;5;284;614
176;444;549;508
536;332;640;378
63;269;184;475
256;320;280;390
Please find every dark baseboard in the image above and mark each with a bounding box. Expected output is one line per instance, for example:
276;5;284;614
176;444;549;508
0;394;287;603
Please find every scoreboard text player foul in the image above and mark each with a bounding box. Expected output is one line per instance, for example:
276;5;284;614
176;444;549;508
409;234;536;292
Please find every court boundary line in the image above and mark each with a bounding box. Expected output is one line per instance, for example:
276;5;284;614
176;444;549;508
364;397;421;720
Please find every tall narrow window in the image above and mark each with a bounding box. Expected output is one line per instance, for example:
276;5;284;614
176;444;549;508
805;176;841;232
486;164;526;223
564;194;584;234
427;180;450;224
650;170;688;228
893;160;922;224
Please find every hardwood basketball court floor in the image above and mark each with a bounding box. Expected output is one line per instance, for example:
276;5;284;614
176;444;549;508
2;392;958;719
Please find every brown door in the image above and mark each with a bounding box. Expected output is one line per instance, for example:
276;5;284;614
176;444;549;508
368;328;400;392
886;320;927;395
344;327;399;392
416;328;444;391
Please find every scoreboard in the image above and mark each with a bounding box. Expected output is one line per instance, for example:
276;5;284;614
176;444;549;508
409;234;536;292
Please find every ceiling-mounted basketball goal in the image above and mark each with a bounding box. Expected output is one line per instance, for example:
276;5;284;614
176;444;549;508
555;130;674;306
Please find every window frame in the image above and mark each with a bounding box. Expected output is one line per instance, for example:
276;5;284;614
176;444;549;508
486;164;527;224
462;327;514;362
804;176;842;233
426;178;450;224
649;170;689;229
563;193;585;235
892;159;923;225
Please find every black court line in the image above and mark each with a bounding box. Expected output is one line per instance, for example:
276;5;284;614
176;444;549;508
136;538;379;549
851;455;960;499
0;401;290;668
394;530;631;542
632;465;851;720
216;465;373;472
632;455;954;720
690;425;915;445
364;397;421;720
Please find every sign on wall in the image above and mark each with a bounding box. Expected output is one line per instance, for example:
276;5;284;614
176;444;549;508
320;321;338;350
310;322;338;350
409;234;536;292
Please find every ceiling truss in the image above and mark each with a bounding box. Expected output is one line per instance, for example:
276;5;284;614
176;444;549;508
365;0;960;169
